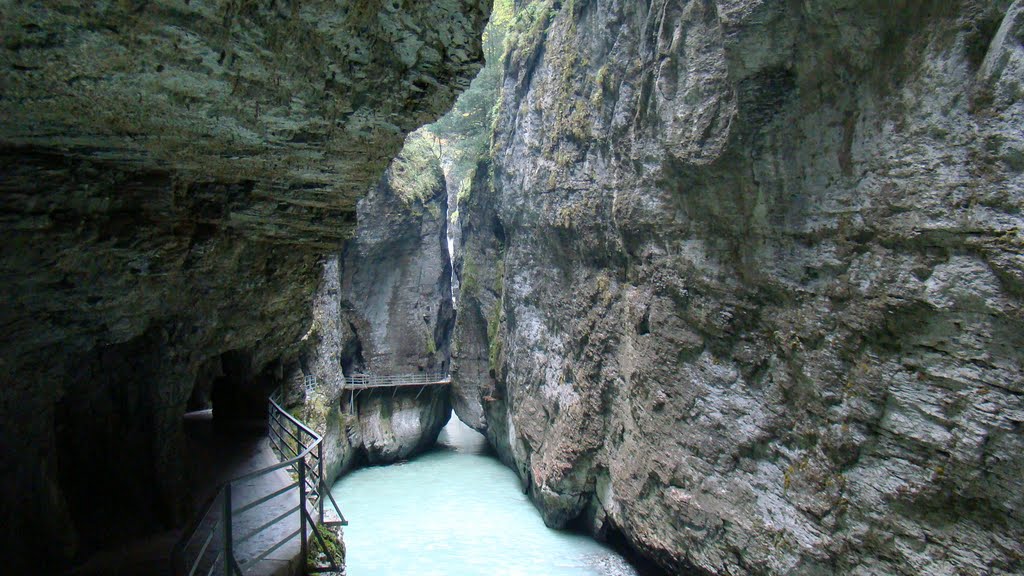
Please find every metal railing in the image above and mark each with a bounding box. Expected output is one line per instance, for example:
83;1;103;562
173;395;347;576
303;374;318;397
344;372;450;389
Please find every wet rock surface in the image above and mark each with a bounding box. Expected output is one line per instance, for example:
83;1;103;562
0;1;488;571
452;1;1024;574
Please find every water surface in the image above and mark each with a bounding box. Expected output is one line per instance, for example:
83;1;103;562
331;413;639;576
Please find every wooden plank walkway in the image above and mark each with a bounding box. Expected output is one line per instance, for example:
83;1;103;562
344;373;451;390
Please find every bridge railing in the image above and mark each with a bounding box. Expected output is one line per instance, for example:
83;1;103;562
172;395;347;576
344;371;450;389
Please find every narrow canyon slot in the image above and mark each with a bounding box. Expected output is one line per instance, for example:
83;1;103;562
2;1;1022;575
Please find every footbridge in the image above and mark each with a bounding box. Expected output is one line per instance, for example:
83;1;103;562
343;372;451;413
344;371;451;390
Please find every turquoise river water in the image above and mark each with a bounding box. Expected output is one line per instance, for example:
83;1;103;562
330;413;641;576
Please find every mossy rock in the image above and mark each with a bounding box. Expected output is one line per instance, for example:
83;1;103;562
308;523;346;572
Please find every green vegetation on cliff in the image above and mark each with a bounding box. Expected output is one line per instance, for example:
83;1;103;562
427;0;513;190
388;129;444;205
386;0;512;210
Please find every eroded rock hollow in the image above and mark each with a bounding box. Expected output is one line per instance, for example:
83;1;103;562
452;0;1024;574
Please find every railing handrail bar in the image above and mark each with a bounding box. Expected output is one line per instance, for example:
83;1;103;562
233;504;301;547
188;528;217;576
173;486;224;559
269;416;309;450
268;397;322;443
232;480;300;516
230;443;317;485
269;408;318;447
347;372;448;379
239;527;302;569
320;479;347;525
346;371;449;381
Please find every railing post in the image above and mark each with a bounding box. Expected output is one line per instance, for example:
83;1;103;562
318;442;325;520
223;484;233;576
299;457;308;566
292;419;299;459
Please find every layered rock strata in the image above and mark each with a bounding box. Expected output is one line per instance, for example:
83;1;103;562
453;1;1024;574
0;1;488;571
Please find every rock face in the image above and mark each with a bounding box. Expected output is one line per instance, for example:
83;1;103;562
453;1;1024;574
336;144;456;377
288;144;454;484
0;1;488;571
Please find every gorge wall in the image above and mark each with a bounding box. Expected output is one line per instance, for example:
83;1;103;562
0;1;488;571
452;0;1024;574
287;137;454;483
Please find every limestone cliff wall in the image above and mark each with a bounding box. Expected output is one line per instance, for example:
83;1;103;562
288;146;454;484
453;1;1024;574
337;151;456;377
0;1;488;571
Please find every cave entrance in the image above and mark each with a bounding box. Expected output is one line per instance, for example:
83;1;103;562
210;350;259;422
186;350;283;425
180;350;289;538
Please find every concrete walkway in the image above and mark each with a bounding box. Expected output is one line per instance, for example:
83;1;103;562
179;409;306;576
66;410;305;576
